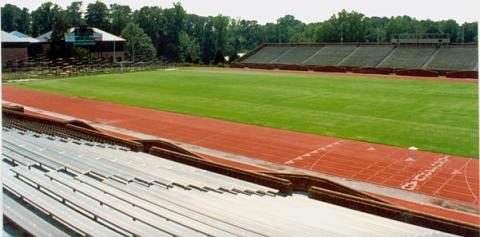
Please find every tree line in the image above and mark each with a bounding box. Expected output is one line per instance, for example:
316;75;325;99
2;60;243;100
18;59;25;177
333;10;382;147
2;1;478;63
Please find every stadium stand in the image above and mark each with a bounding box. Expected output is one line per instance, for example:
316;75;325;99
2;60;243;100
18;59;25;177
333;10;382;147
339;46;394;67
303;46;357;65
2;107;478;236
2;55;168;80
423;46;478;71
377;46;437;69
235;43;478;78
271;46;320;64
241;46;290;64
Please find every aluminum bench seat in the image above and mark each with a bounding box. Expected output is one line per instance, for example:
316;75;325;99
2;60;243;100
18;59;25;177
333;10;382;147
103;179;269;237
46;171;217;237
3;149;37;167
3;139;95;175
69;173;243;237
3;193;71;237
3;142;63;171
2;167;123;237
10;165;173;237
98;146;277;194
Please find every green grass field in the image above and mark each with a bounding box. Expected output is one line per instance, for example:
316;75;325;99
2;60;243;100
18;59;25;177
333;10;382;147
9;69;479;157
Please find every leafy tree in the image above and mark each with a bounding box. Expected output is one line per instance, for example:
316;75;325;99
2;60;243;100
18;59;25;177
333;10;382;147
132;6;166;55
2;2;479;63
179;31;200;63
85;1;110;30
460;22;478;42
48;10;72;58
439;20;460;42
31;2;62;36
186;14;207;40
1;4;21;32
418;19;440;34
110;4;131;35
163;3;187;61
364;17;388;43
17;8;32;34
276;15;304;43
322;10;369;42
383;16;416;41
213;15;230;54
201;18;216;64
65;1;85;27
263;23;278;43
229;19;263;50
121;22;156;60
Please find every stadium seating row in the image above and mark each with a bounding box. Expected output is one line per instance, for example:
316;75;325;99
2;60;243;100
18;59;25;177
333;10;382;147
238;44;478;72
2;55;169;80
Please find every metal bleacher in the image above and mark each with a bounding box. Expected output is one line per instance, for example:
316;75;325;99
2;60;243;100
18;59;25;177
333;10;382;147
303;46;357;66
375;46;438;69
271;47;321;64
238;43;478;75
2;126;459;236
423;46;478;71
241;46;290;64
339;46;395;67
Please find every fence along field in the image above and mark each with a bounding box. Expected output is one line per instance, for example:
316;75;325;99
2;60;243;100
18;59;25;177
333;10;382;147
9;68;479;158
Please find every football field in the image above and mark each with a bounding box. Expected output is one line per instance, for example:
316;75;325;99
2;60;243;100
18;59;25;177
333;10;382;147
9;68;479;157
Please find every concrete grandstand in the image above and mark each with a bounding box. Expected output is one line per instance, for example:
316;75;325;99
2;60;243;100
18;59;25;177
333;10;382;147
233;43;478;78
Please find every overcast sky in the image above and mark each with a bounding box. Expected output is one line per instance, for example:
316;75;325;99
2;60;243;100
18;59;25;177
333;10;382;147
8;0;480;24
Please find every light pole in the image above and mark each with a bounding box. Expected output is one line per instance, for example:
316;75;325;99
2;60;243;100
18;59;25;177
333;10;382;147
131;39;135;62
113;40;116;63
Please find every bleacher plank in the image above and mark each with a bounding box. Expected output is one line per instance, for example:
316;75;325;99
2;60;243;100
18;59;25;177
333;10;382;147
339;46;394;67
3;193;71;237
303;46;356;65
46;172;214;237
424;47;478;70
3;149;37;167
102;179;272;237
3;142;63;171
66;173;240;237
2;167;124;237
10;165;173;237
377;47;437;69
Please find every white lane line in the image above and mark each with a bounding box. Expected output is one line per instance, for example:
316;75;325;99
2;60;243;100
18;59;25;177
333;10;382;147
463;160;479;203
283;140;345;165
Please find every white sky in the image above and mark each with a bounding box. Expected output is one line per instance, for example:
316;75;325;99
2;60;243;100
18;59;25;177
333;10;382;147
6;0;480;24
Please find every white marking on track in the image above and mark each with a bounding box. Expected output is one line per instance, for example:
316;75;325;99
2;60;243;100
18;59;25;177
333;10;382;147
431;159;470;197
463;160;479;203
282;140;345;165
401;156;450;191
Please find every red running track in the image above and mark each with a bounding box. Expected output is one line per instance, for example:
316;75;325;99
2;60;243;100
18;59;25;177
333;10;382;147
3;86;479;207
